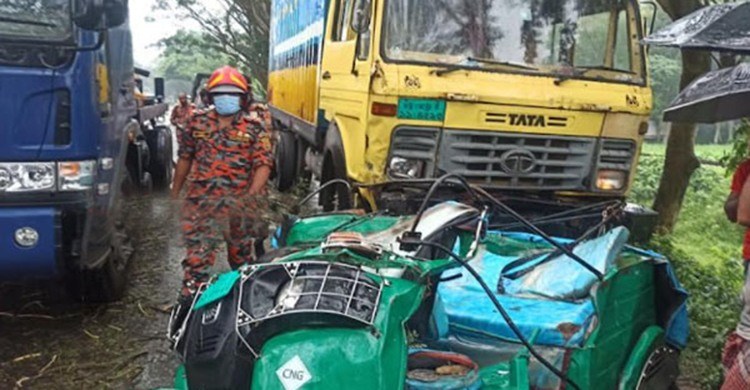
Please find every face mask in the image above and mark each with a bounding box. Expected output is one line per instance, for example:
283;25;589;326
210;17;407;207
214;94;241;116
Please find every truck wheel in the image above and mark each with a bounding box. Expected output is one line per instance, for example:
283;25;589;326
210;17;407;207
140;172;153;195
320;154;351;211
67;201;132;302
150;159;173;192
148;127;174;192
273;130;297;192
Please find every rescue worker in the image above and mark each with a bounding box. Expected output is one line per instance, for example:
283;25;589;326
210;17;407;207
170;66;273;300
724;155;750;389
170;93;194;129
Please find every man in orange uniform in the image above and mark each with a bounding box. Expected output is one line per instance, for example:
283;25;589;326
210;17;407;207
171;66;273;299
170;93;194;129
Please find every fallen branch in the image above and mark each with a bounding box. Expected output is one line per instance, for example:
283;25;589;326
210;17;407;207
137;301;151;317
0;312;55;320
13;355;57;388
107;324;124;332
39;355;57;375
82;329;100;340
11;353;41;364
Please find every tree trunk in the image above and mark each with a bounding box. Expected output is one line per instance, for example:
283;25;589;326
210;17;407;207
652;50;711;232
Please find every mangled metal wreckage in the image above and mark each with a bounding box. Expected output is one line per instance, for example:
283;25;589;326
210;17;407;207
167;180;688;390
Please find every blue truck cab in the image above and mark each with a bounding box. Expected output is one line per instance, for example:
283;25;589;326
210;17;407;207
0;1;170;301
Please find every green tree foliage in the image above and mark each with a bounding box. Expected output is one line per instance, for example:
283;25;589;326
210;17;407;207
155;30;233;82
721;119;750;174
646;8;682;121
154;0;270;87
633;151;745;388
648;53;681;120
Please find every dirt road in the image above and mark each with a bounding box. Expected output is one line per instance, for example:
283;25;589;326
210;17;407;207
0;195;184;389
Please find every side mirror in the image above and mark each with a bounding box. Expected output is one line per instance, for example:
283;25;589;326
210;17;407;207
351;0;371;34
104;0;128;28
72;0;105;30
154;77;165;102
640;1;658;35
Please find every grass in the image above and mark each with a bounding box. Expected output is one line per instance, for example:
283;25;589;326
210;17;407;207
641;143;731;164
633;142;745;388
635;143;744;266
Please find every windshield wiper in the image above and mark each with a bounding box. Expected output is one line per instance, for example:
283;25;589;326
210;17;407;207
431;64;474;77
432;57;538;77
0;16;57;28
554;66;637;85
466;57;539;71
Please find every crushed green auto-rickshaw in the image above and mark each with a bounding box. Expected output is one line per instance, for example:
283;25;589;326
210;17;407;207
167;178;688;390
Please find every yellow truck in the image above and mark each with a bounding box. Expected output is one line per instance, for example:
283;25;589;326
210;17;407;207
269;0;652;211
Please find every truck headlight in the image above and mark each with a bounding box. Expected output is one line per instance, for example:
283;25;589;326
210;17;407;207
58;161;96;191
0;168;11;190
596;170;627;191
388;157;425;179
0;163;55;192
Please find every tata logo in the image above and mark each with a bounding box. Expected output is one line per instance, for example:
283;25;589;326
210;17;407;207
509;114;547;127
499;149;537;175
486;113;567;128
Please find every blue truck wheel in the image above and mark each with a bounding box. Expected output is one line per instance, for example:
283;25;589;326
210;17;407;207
147;126;174;192
66;200;131;302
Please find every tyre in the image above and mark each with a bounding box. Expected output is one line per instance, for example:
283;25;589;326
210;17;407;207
634;345;680;390
140;171;153;195
319;124;351;212
67;200;132;302
147;127;174;192
273;130;297;192
150;158;173;192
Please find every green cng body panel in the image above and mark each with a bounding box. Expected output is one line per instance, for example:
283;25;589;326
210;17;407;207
285;214;401;247
567;260;658;389
251;277;424;390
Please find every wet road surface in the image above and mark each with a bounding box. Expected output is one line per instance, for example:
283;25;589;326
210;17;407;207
0;195;189;389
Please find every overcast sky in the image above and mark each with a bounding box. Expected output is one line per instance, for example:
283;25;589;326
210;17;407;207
129;0;199;68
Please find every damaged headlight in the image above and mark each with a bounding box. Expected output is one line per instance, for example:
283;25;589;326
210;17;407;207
388;157;425;179
0;163;55;192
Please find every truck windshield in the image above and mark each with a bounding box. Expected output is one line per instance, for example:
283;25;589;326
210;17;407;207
384;0;644;84
0;0;72;41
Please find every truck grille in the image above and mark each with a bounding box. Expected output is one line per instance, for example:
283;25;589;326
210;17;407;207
389;127;440;173
439;130;597;190
598;139;636;171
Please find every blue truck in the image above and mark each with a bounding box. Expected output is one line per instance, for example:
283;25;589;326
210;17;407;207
0;1;172;302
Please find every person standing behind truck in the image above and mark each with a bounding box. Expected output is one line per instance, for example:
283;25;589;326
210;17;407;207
170;66;273;300
724;158;750;389
170;93;195;129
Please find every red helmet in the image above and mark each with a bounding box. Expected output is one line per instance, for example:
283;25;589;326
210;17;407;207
206;66;249;94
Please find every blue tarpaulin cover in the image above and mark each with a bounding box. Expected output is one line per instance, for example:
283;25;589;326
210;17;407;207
436;228;689;349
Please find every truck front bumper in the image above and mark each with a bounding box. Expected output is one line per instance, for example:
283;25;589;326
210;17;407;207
0;207;61;279
0;192;91;280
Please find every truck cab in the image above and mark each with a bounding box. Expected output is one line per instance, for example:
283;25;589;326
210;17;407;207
269;0;652;212
0;0;166;301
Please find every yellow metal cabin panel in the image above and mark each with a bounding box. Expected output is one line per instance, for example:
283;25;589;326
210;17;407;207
388;64;652;116
444;102;605;138
318;0;373;183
